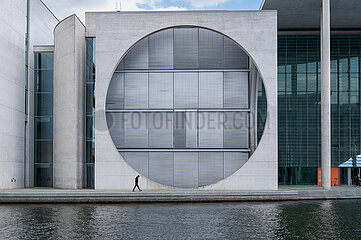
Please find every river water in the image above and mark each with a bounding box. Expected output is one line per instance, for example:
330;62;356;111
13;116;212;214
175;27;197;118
0;200;360;239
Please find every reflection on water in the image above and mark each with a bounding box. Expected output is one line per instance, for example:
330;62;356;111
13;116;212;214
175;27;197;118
0;200;360;239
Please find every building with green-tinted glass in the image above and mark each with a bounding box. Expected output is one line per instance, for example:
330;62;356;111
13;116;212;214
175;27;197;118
0;0;359;190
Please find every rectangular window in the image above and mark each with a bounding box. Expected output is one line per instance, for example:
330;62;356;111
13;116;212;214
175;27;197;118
34;52;54;187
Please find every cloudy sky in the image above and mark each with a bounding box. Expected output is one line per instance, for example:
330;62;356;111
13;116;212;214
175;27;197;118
42;0;263;22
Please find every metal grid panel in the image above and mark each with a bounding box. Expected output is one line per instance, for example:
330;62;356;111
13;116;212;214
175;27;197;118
173;112;186;148
174;28;198;69
149;72;173;109
224;152;248;178
148;112;173;148
106;73;124;110
124;73;148;109
198;112;224;148
224;72;249;108
198;152;224;187
149;152;174;186
106;112;124;148
199;28;224;69
224;36;249;69
174;72;198;108
124;112;148;148
174;152;198;188
199;72;223;108
224;112;249;148
185;112;198;148
124;38;148;69
123;152;149;177
149;28;173;69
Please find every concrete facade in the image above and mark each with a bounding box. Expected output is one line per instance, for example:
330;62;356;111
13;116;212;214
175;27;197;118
89;11;278;190
0;0;27;189
53;15;86;189
0;0;58;189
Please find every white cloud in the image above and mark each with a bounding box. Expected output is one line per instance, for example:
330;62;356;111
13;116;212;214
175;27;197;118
42;0;187;22
176;0;231;8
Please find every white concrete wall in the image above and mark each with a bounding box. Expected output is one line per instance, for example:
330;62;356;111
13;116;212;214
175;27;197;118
25;0;58;187
91;11;278;190
0;0;27;189
53;15;86;189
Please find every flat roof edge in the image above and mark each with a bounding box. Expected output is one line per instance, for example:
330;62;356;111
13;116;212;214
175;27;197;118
85;10;277;14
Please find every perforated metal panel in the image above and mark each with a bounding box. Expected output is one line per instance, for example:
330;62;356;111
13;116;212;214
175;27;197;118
224;152;248;178
124;73;148;109
149;28;173;69
174;72;198;108
185;112;197;148
106;73;124;110
149;73;173;109
123;152;149;177
173;112;186;148
124;38;148;69
148;112;173;148
199;28;223;69
124;112;148;148
224;37;249;69
224;72;249;108
149;152;174;186
199;152;224;187
106;112;124;148
198;112;224;148
199;72;223;108
174;152;198;188
174;28;198;69
224;112;249;148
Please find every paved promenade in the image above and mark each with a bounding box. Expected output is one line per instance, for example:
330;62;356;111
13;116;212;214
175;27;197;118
0;186;360;203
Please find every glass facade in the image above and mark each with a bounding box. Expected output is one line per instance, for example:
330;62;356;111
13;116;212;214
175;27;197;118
85;38;96;188
278;34;361;184
105;27;260;188
34;52;54;187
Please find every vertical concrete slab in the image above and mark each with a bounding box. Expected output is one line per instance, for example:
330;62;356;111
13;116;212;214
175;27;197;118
53;15;86;189
321;0;331;190
0;0;26;189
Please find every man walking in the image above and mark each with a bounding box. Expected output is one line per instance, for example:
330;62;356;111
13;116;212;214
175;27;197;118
132;175;142;192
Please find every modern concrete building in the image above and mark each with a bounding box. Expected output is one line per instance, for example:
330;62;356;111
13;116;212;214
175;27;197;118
0;0;360;190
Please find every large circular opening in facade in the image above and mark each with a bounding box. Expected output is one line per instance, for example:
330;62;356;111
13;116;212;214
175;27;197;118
106;26;267;188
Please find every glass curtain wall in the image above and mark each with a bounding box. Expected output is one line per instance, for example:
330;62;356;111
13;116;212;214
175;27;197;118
278;34;361;185
34;52;54;187
85;38;95;188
